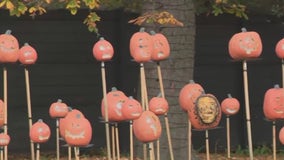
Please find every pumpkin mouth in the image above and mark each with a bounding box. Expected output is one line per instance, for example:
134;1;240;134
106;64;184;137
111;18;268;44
0;45;16;53
38;135;49;141
131;112;141;117
102;54;112;59
273;109;284;114
65;130;85;139
0;139;9;144
154;108;166;113
226;108;237;114
157;52;164;58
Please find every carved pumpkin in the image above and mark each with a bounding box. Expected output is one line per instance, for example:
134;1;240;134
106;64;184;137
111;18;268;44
0;133;10;146
263;84;284;120
0;99;4;127
19;43;38;65
64;112;92;147
92;37;114;61
49;99;69;119
150;31;170;61
0;30;19;63
279;126;284;144
275;38;284;59
121;96;143;120
133;110;162;143
228;28;262;60
30;119;51;143
129;27;153;63
188;94;222;130
179;80;204;111
101;87;128;122
149;93;169;115
221;94;240;116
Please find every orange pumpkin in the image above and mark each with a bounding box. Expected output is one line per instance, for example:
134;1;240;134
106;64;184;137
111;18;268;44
0;99;4;127
0;133;10;147
221;94;240;116
150;31;170;61
19;43;38;65
263;84;284;120
133;110;162;143
30;119;51;143
121;96;143;120
149;93;169;115
188;93;222;130
275;38;284;59
129;27;153;63
0;30;19;63
228;28;262;60
49;99;69;119
179;80;204;111
101;87;128;122
279;126;284;144
92;37;114;61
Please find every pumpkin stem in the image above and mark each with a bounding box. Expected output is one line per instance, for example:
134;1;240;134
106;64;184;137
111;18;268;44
274;84;280;88
24;43;29;46
227;94;232;98
5;30;12;35
99;37;105;41
241;27;247;32
150;30;156;35
57;99;63;103
111;87;118;91
68;107;73;111
37;119;43;123
189;80;195;84
129;96;134;100
139;27;145;32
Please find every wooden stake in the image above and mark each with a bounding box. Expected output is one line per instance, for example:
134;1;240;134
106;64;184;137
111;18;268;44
130;121;133;160
188;119;192;160
3;67;7;160
226;115;231;159
272;121;276;160
112;125;116;160
140;64;147;160
115;123;120;160
0;147;3;160
205;130;210;160
242;60;254;160
56;119;60;160
68;146;71;160
74;147;80;160
36;143;40;160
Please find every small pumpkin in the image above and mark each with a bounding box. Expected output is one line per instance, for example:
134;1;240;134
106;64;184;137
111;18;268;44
228;28;262;60
149;93;169;115
179;80;204;111
19;43;38;65
121;96;143;120
279;126;284;144
0;99;4;127
0;133;10;147
221;94;240;116
188;93;222;130
133;110;162;143
30;119;51;143
92;37;114;61
150;31;170;61
263;84;284;120
275;38;284;59
129;27;153;63
0;30;19;63
49;99;69;119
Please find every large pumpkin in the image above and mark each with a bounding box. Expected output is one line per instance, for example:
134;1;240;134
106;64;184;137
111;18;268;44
121;96;143;120
101;87;128;122
30;119;51;143
263;84;284;120
275;38;284;59
179;80;204;111
279;126;284;144
221;94;240;116
133;110;162;143
92;37;114;61
19;43;38;65
228;28;262;60
188;94;222;130
149;94;169;115
49;99;69;119
0;30;19;63
0;133;10;147
129;27;153;63
0;99;4;127
150;31;170;61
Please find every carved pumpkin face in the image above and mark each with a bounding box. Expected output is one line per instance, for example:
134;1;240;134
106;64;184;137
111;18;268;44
275;38;284;59
221;94;240;116
133;110;162;143
228;28;262;60
150;31;170;61
263;84;284;120
0;99;4;127
30;119;51;143
101;87;128;122
49;99;69;118
0;30;19;63
149;96;169;115
0;133;10;147
19;43;38;65
279;126;284;144
92;37;114;61
121;96;143;120
188;94;222;130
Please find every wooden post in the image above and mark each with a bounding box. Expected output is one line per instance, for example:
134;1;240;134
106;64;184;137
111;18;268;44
36;144;40;160
272;121;276;160
56;119;60;160
188;120;192;160
130;120;134;160
205;130;210;160
3;67;8;160
226;115;231;159
68;146;71;160
115;123;120;160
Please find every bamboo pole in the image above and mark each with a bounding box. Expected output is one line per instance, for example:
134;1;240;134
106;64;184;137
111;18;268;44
68;146;71;160
140;64;147;160
226;115;231;159
272;121;276;160
3;67;7;160
115;123;120;160
56;119;60;160
205;130;210;160
0;147;3;160
36;144;40;160
188;119;192;160
112;125;116;160
130;120;133;160
74;147;80;160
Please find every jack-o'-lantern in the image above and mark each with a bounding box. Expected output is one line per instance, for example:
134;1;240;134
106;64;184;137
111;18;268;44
149;93;169;115
30;119;51;143
133;110;162;143
19;43;38;65
179;80;204;111
92;37;114;61
221;94;240;116
101;87;128;122
275;38;284;59
121;96;143;120
0;30;19;63
64;112;92;147
0;99;4;127
188;94;222;130
263;84;284;120
0;133;10;147
228;28;262;60
49;99;69;119
150;31;170;61
279;126;284;144
129;27;153;63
